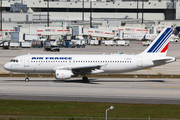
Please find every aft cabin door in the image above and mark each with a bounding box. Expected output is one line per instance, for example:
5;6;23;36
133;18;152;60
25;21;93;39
24;57;29;67
137;57;142;67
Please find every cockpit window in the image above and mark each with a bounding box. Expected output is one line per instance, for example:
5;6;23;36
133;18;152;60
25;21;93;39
10;59;18;63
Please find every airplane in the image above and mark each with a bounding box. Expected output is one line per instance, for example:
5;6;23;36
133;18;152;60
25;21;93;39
4;27;176;83
123;34;158;41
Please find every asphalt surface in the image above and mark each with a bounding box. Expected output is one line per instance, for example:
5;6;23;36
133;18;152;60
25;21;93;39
0;77;180;104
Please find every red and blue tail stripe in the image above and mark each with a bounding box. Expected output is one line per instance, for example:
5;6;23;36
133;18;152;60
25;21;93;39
147;28;172;53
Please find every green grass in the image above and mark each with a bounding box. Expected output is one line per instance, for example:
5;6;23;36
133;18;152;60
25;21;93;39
0;100;180;118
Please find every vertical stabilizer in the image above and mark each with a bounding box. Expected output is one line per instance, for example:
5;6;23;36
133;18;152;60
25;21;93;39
140;27;173;56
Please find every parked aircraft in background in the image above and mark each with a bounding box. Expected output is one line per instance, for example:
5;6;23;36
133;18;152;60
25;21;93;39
4;28;176;83
170;26;180;42
123;34;158;41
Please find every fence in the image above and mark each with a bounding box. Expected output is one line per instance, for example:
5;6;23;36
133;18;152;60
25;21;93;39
0;116;179;120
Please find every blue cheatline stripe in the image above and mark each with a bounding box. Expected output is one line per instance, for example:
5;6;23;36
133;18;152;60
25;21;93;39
153;28;172;53
155;29;172;53
147;28;172;53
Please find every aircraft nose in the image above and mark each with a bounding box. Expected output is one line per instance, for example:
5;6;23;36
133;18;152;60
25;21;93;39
3;63;10;70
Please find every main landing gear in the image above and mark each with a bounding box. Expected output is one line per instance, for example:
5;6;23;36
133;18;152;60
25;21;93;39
25;73;29;82
82;76;89;83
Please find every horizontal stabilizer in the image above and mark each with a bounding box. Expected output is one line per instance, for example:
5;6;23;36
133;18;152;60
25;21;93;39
152;56;176;63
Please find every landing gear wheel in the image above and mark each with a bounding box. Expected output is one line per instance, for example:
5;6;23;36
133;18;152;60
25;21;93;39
82;76;89;83
25;73;29;82
25;78;29;82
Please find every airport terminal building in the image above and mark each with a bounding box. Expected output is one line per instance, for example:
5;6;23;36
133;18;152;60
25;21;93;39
1;0;180;21
1;0;180;41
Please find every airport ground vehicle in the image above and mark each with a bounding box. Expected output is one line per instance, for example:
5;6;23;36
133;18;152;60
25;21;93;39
170;38;179;42
103;40;114;46
90;40;99;46
116;40;129;46
64;41;76;48
44;40;60;52
49;46;60;52
102;40;129;46
142;41;152;46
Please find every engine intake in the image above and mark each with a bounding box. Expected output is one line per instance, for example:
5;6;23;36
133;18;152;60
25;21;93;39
55;70;73;80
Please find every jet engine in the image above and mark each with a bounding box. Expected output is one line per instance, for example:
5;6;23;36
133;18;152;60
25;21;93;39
55;70;73;80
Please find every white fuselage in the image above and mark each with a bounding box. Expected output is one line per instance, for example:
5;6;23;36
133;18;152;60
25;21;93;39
4;54;161;74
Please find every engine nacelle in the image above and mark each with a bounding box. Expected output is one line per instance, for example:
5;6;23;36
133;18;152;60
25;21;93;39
55;70;73;80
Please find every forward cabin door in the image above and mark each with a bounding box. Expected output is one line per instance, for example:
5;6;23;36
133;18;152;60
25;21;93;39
24;56;30;67
137;57;142;67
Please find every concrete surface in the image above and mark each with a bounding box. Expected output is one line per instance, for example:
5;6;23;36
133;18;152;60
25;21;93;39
0;77;180;104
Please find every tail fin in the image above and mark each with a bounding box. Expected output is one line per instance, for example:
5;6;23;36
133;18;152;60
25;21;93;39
140;27;173;56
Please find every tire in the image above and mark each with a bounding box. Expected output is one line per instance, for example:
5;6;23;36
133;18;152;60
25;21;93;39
82;76;89;83
25;78;29;82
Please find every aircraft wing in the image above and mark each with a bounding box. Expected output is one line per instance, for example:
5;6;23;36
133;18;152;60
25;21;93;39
71;65;101;70
71;65;102;75
53;65;104;75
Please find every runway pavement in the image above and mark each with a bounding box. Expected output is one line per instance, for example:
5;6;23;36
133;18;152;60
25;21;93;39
0;77;180;104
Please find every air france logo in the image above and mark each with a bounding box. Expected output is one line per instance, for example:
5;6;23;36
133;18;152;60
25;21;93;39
31;57;72;60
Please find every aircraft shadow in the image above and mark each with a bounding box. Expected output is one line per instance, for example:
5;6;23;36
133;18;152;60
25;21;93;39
2;78;165;83
2;78;98;84
54;79;98;84
93;79;165;82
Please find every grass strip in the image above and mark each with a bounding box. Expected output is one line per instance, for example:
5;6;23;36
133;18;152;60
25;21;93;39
0;100;180;118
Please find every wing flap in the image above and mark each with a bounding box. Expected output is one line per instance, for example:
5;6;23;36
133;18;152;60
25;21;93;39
71;65;101;70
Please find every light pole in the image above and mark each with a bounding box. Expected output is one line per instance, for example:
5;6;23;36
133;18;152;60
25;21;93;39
82;0;84;21
0;0;2;32
90;0;92;28
137;0;138;19
142;0;144;24
47;0;49;40
105;106;114;120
